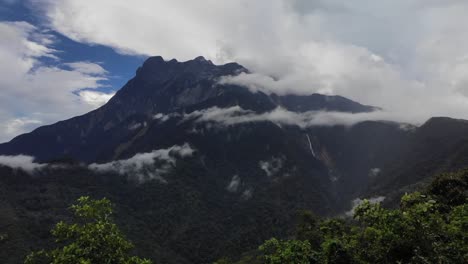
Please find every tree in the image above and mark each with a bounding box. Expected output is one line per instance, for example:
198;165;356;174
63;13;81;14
25;196;152;264
296;210;322;248
427;169;468;209
253;170;468;264
259;238;315;264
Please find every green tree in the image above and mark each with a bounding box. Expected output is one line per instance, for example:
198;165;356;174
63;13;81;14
296;210;322;249
253;170;468;264
259;238;315;264
427;169;468;210
25;196;152;264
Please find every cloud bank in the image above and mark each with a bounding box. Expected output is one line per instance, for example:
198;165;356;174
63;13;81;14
89;143;195;183
0;154;45;173
0;144;195;180
33;0;468;124
184;106;412;128
0;21;114;142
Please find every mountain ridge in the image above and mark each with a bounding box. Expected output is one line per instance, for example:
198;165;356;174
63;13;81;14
0;56;377;163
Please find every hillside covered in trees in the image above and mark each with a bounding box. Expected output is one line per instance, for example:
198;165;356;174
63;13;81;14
215;169;468;264
21;169;467;264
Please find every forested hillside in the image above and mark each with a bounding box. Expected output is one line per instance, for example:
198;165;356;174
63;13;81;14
216;169;468;264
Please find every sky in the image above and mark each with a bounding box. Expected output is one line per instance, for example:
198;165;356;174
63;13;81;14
1;0;468;142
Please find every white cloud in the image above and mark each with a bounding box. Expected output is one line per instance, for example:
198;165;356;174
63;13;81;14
89;143;195;183
64;62;108;75
0;154;45;173
153;112;181;122
345;196;386;217
0;21;113;142
226;175;241;192
127;122;147;131
0;144;195;178
78;90;115;108
368;168;381;178
184;106;415;128
3;118;42;140
33;0;468;124
259;156;284;177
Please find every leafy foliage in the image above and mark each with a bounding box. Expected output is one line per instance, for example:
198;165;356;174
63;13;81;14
259;238;314;264
251;170;468;264
24;196;152;264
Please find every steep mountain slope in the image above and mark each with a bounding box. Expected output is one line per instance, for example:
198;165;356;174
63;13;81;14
0;56;401;210
2;56;468;263
368;117;468;204
0;56;375;163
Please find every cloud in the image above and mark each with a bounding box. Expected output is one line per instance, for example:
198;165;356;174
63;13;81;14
184;106;415;128
0;21;114;143
368;168;381;178
33;0;468;124
78;90;115;108
64;62;108;75
345;196;386;217
0;144;195;178
0;154;45;173
4;118;42;137
153;112;181;122
226;175;241;192
89;143;195;183
184;106;250;124
127;122;147;131
259;156;284;177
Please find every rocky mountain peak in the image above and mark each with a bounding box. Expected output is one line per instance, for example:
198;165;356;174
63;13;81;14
135;55;245;82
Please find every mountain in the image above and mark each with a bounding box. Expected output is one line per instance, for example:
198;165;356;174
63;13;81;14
1;56;468;264
368;116;468;204
0;56;376;163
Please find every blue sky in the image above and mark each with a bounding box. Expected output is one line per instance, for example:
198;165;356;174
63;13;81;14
2;0;468;143
0;0;148;142
1;0;146;93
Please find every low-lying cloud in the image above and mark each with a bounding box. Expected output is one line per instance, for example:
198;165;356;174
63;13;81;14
184;106;413;128
0;144;195;180
368;168;382;178
89;143;195;183
226;175;241;192
345;196;386;217
153;112;182;122
259;156;284;177
0;155;45;173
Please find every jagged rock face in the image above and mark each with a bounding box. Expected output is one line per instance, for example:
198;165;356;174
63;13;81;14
110;56;248;116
